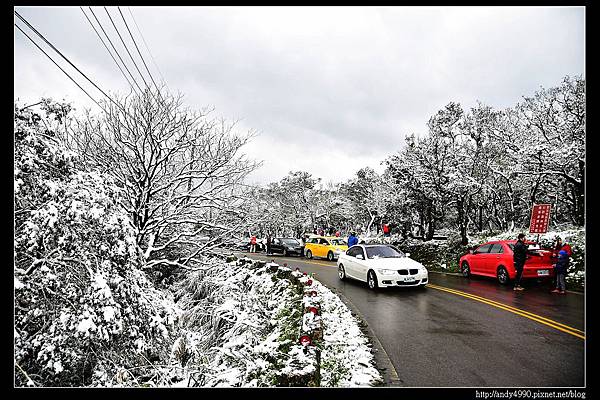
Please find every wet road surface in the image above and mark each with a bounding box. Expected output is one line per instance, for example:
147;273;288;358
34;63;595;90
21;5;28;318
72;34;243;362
232;251;585;387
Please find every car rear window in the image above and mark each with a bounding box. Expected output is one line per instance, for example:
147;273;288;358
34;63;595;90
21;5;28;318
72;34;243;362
475;244;492;254
489;243;504;254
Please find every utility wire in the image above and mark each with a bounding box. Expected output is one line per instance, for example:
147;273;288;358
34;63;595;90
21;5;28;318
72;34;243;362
103;6;150;91
127;6;167;87
118;7;160;94
117;6;172;117
88;7;144;95
14;10;128;116
14;23;107;113
80;6;140;96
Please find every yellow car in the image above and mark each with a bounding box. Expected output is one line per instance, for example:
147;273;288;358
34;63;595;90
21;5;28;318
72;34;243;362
304;236;348;261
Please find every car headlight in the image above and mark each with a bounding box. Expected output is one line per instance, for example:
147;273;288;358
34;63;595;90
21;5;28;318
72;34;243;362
377;269;397;276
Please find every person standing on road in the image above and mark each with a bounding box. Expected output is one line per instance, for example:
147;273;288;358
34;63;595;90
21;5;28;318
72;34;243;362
551;236;572;289
348;232;359;247
513;233;528;291
266;233;272;255
551;250;569;294
250;235;257;253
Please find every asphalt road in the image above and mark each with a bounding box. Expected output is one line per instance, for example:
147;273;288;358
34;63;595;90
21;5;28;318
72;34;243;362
231;250;585;387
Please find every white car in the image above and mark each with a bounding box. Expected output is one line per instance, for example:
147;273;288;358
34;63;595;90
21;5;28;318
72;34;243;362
337;244;428;289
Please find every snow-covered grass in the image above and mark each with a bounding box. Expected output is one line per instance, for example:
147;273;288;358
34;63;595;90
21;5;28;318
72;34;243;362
166;257;381;387
316;281;382;387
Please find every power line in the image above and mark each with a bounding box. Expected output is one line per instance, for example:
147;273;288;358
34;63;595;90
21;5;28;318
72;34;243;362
80;6;140;96
118;7;160;94
14;23;107;113
103;6;151;91
14;10;127;115
88;7;144;95
127;6;167;87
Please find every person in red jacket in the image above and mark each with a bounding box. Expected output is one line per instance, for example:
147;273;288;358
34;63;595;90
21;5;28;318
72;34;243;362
553;236;572;258
382;223;391;237
250;235;257;253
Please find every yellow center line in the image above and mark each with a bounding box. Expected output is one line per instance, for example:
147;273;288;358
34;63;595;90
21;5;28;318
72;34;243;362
427;284;585;340
428;284;585;334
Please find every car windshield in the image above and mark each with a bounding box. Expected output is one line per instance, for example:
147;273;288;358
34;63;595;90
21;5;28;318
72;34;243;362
281;238;300;245
330;239;347;246
365;245;405;259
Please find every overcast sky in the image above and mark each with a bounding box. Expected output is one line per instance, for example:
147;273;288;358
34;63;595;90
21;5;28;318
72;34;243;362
14;6;585;186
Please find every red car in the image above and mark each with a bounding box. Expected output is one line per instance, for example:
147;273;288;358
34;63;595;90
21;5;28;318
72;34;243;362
459;240;555;285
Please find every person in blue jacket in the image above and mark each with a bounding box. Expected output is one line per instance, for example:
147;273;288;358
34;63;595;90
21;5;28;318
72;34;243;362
348;232;359;247
551;250;569;294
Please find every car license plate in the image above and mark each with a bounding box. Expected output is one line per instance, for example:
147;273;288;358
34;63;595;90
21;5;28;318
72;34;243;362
537;270;549;276
405;277;416;282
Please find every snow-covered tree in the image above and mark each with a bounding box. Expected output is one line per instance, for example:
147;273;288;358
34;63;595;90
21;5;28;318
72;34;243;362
14;101;178;387
339;167;387;235
62;88;260;269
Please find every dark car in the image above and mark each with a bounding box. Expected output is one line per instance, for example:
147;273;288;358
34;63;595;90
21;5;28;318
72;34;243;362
271;237;304;257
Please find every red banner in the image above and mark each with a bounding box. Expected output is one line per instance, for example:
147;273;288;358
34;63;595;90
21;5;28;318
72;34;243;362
529;204;552;234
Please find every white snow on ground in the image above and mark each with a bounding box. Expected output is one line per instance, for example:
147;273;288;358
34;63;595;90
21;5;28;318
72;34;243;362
169;257;382;387
311;279;383;387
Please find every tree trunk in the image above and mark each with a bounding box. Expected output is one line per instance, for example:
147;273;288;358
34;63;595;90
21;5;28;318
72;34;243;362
425;206;435;241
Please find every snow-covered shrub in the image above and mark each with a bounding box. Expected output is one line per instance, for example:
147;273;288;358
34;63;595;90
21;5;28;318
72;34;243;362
14;102;179;386
171;258;381;387
172;258;307;386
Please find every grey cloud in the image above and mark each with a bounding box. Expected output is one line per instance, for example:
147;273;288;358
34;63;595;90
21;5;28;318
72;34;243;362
14;6;584;184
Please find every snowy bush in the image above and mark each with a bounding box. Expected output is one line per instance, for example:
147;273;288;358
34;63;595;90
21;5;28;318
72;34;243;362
168;258;382;387
14;102;179;386
172;258;309;386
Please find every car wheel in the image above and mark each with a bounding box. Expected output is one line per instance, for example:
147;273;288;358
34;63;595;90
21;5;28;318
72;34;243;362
367;270;379;290
461;261;471;278
306;250;312;259
497;266;509;285
327;251;334;261
338;264;346;281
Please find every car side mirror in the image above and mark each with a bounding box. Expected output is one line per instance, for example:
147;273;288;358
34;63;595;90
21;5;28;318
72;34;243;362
405;253;410;258
356;254;364;260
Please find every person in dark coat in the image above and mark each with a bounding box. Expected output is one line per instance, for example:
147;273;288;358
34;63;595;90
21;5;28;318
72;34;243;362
266;233;272;255
551;250;569;294
513;233;528;291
